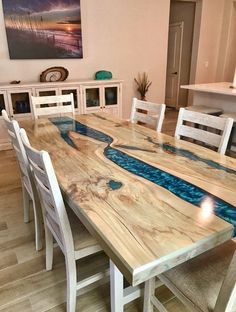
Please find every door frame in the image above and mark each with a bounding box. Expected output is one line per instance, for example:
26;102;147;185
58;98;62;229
165;21;184;108
166;0;202;107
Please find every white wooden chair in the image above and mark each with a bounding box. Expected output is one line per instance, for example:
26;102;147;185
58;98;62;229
130;98;166;132
20;129;106;312
31;93;75;119
175;108;234;155
143;240;236;312
2;110;43;250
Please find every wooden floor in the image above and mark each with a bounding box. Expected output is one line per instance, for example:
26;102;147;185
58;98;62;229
0;109;192;312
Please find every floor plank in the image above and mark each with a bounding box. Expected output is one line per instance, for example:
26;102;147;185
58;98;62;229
0;251;17;271
0;299;32;312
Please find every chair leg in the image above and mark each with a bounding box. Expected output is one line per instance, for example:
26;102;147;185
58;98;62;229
22;184;30;223
143;277;168;312
143;278;155;312
32;198;43;251
45;226;54;271
65;258;77;312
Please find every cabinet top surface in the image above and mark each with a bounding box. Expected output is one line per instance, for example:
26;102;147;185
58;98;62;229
181;82;236;96
0;79;123;89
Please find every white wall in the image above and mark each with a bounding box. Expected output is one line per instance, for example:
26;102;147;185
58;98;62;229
194;0;225;83
0;0;231;118
0;0;170;118
216;0;236;82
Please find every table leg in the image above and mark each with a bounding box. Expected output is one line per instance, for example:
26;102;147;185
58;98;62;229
110;260;124;312
143;278;155;312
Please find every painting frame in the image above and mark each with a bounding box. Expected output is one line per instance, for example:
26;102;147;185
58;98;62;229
2;0;83;59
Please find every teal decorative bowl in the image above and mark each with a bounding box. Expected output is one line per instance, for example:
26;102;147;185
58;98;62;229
95;70;112;80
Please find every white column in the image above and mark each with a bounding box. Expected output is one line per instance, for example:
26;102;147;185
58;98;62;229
233;68;236;88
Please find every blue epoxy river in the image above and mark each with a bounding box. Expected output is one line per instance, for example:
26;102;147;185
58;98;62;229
148;139;236;175
50;117;236;235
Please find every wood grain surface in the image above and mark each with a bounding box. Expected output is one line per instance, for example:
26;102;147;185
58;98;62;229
20;113;235;286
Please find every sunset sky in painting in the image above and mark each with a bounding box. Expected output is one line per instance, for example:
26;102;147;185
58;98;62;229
3;0;81;31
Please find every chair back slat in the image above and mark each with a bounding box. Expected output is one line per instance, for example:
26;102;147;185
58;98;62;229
133;112;157;128
31;161;50;189
175;108;234;155
14;148;29;177
31;94;75;119
45;212;64;251
20;129;74;253
177;125;222;147
182;109;227;130
34;175;56;209
130;98;166;133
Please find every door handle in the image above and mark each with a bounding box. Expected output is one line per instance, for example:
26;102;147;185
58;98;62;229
171;72;178;75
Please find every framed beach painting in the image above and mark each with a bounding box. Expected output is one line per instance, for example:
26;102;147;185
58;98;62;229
2;0;83;59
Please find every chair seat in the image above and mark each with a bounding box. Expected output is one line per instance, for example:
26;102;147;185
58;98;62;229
67;208;102;254
186;105;223;115
160;240;236;312
220;112;236;123
49;206;101;255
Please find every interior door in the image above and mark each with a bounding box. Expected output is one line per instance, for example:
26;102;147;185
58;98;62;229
165;22;183;108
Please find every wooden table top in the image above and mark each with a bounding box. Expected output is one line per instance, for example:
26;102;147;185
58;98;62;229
21;113;236;286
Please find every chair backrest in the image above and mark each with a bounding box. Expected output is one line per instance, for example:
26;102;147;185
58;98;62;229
175;108;234;155
20;129;74;253
2;109;33;192
130;98;166;132
31;93;75;119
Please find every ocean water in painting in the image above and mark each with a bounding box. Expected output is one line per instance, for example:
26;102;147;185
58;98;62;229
50;117;236;236
2;0;83;59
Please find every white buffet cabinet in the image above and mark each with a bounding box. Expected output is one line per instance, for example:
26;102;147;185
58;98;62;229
0;79;123;150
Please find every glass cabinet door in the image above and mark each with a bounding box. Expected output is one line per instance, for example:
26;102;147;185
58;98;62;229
85;87;100;108
0;93;8;116
37;90;57;96
35;89;58;108
61;89;78;109
104;86;118;106
9;91;31;116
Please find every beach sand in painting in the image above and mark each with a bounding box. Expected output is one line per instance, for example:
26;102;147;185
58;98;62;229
2;0;83;59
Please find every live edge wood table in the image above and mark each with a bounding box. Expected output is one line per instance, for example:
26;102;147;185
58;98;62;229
21;113;236;312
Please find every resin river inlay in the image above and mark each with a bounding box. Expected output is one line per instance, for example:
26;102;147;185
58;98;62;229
50;117;236;235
